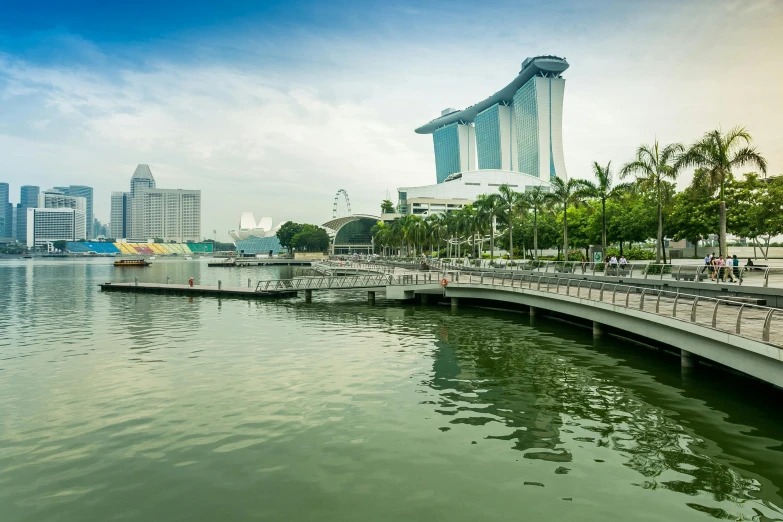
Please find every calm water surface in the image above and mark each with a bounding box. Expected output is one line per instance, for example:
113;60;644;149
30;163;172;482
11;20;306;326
1;258;782;521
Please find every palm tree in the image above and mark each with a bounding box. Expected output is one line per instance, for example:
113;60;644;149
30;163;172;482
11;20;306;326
582;161;632;261
474;193;502;260
545;177;590;260
676;127;767;258
523;186;547;260
620;141;684;263
497;184;522;260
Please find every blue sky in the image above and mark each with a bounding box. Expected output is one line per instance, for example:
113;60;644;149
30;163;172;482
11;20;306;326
1;0;781;238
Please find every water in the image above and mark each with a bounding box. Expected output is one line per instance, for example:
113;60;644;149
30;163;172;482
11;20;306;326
1;258;782;521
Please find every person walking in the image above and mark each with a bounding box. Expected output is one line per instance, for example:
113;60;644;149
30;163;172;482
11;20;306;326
723;256;736;282
710;254;718;280
732;255;741;281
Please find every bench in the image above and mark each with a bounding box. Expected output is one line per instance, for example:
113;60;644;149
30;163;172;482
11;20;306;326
555;265;575;273
606;267;629;276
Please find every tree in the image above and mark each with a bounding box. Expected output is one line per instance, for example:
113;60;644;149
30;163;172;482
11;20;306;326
545;177;590;259
380;200;396;214
53;240;68;252
677;126;768;258
620;141;684;263
290;225;330;252
582;161;631;260
496;184;522;260
276;221;304;254
522;186;548;260
665;184;718;257
474;193;502;259
727;173;783;259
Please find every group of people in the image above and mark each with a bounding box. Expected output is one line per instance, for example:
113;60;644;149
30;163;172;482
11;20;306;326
607;255;628;267
704;253;741;282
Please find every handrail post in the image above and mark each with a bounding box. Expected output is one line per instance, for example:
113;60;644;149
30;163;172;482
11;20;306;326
655;291;661;313
711;300;720;327
599;283;604;302
735;304;745;334
690;297;699;322
673;293;679;317
625;286;631;307
612;285;617;304
660;264;664;280
764;268;770;288
639;288;646;310
644;263;649;280
763;309;775;341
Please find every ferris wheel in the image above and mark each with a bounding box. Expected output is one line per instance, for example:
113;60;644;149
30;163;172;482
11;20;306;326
332;189;352;219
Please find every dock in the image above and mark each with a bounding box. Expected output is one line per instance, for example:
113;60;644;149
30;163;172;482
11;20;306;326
99;282;297;298
207;259;316;267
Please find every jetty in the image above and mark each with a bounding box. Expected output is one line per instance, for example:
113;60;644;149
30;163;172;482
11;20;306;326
207;258;315;267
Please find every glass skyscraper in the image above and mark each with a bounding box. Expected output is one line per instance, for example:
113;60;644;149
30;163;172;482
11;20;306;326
0;182;11;238
54;185;94;239
16;186;40;243
415;56;568;183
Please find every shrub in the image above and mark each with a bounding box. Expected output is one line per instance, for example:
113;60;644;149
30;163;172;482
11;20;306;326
605;247;655;260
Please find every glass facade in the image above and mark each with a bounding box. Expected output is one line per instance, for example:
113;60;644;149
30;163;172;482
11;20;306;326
334;219;375;246
513;79;540;178
433;123;461;184
235;236;286;255
55;186;94;239
475;104;502;170
16;186;39;243
0;182;11;238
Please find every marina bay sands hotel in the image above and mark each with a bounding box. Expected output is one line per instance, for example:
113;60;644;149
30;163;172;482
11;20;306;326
398;55;568;215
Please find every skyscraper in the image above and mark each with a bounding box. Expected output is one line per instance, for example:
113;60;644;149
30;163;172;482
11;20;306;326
16;185;40;244
415;55;569;182
54;185;94;239
0;182;12;238
111;165;201;242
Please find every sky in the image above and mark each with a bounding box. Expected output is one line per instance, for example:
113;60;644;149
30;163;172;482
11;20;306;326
1;0;781;240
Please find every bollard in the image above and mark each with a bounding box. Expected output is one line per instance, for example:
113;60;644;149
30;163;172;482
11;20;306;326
218;280;222;291
248;278;251;288
305;289;312;303
166;276;170;285
134;277;138;287
368;291;375;304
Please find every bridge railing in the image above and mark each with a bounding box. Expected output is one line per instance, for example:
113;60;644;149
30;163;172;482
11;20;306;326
254;272;441;293
386;258;780;288
454;271;782;346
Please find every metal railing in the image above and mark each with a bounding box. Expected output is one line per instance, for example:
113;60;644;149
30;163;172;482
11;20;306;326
376;257;779;288
254;272;440;293
453;271;782;346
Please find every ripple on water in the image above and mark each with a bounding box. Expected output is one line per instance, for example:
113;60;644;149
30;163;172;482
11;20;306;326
1;259;783;521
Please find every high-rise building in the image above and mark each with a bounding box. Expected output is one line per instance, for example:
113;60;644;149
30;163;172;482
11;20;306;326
415;56;568;183
16;185;39;243
398;56;567;214
0;182;12;239
54;185;94;238
26;208;86;247
111;165;201;242
110;191;128;239
38;189;87;240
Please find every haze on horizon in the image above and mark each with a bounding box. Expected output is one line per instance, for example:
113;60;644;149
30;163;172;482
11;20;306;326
1;0;781;241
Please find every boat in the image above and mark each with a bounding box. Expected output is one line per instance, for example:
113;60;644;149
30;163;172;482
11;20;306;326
149;256;156;260
185;256;193;260
114;259;151;267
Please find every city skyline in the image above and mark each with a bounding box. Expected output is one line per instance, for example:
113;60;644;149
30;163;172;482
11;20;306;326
0;0;781;239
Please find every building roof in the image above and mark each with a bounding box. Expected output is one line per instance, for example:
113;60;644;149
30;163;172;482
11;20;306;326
414;56;568;134
131;164;155;181
322;214;381;233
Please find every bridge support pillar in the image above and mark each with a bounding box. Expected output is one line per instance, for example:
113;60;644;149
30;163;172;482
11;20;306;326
368;291;375;305
305;289;312;303
420;294;428;304
529;306;538;326
592;321;603;339
451;297;459;309
681;349;698;368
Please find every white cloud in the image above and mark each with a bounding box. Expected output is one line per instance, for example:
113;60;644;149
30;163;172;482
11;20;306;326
0;0;781;240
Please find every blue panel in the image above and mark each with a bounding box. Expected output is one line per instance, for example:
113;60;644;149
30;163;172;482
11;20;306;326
235;236;286;255
433;123;461;184
475;104;502;170
513;79;539;178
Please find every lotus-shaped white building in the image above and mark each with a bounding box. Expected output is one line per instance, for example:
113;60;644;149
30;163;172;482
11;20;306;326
228;213;284;241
